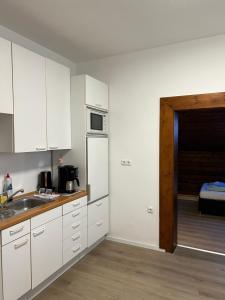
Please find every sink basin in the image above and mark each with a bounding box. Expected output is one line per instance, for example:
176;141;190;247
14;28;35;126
8;198;47;212
0;209;15;219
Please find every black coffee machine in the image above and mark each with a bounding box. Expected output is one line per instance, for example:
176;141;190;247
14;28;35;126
58;165;80;194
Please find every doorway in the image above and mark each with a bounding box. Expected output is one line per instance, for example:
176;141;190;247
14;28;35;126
159;92;225;253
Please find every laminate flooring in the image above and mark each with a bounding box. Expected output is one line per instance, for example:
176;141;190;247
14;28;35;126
178;199;225;253
35;240;225;300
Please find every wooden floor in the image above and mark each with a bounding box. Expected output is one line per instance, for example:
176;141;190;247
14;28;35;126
178;199;225;253
35;240;225;300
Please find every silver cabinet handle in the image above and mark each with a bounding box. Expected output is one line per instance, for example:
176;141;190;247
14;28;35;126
10;226;24;236
49;146;58;150
95;104;102;107
72;233;80;241
72;211;80;218
14;239;29;250
72;222;81;230
36;147;46;151
96;221;103;227
72;245;81;253
33;228;45;237
72;202;80;207
96;202;103;207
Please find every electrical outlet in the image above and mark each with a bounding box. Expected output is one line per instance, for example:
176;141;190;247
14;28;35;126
121;160;132;166
147;206;153;214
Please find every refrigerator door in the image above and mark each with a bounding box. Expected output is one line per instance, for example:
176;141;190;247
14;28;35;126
87;137;108;202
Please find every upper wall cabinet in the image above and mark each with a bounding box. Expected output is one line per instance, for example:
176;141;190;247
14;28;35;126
85;75;108;110
0;37;13;114
46;59;71;150
12;44;47;153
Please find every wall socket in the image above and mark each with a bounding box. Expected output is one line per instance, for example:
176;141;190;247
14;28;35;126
121;160;132;166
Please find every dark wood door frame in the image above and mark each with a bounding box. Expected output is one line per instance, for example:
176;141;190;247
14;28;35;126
160;92;225;252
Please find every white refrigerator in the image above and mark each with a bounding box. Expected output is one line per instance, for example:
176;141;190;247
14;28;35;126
87;136;109;203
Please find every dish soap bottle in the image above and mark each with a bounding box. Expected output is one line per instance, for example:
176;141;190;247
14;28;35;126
3;173;13;199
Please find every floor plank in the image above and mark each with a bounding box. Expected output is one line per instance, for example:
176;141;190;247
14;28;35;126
35;240;225;300
178;199;225;253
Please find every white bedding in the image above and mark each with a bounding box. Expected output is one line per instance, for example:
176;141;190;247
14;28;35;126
200;183;225;201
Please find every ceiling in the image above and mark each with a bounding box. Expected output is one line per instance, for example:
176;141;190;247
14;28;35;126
1;0;225;62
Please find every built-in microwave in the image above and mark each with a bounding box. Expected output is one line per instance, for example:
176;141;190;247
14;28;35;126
86;108;108;135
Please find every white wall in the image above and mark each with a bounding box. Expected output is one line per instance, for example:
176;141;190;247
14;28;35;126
0;25;77;194
77;34;225;249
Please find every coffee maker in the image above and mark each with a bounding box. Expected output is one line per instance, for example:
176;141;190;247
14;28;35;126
58;165;80;194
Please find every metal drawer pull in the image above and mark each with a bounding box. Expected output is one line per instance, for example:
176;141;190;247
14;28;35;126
14;239;28;250
36;147;46;151
72;223;81;229
10;226;24;236
72;245;81;253
95;104;102;107
72;202;80;207
72;211;80;218
96;221;103;227
96;202;103;207
72;234;80;241
49;146;58;150
33;228;45;237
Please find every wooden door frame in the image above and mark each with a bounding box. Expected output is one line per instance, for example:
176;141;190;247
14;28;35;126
160;92;225;252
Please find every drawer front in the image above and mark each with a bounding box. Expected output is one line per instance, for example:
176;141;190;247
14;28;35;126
63;196;87;215
88;197;109;226
31;206;62;229
63;206;87;228
63;226;87;265
88;216;108;247
63;217;87;240
2;220;30;245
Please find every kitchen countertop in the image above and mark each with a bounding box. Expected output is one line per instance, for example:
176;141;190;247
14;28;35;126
0;190;88;230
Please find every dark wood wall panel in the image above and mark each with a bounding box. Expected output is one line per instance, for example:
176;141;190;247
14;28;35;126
178;151;225;195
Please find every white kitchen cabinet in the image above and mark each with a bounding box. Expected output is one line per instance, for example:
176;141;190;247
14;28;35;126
88;197;109;247
31;216;62;288
12;43;47;152
87;137;109;202
2;234;31;300
46;58;71;150
86;75;108;110
0;37;13;114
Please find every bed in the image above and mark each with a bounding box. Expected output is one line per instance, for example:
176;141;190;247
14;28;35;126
199;183;225;216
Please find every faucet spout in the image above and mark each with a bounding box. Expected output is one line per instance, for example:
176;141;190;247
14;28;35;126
7;189;24;202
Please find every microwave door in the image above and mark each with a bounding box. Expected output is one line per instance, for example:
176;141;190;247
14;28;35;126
87;137;109;202
90;112;103;131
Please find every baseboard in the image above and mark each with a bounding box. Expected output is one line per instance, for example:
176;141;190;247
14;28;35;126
106;235;164;252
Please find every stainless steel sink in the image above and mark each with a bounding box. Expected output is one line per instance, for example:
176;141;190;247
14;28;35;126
0;209;15;219
8;198;47;212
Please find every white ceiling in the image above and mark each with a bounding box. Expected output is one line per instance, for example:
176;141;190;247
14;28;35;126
0;0;225;62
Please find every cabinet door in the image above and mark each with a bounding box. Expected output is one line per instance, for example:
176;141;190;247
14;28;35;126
86;75;108;110
31;217;62;288
12;44;47;152
87;137;109;202
2;234;31;300
46;59;71;150
0;37;13;114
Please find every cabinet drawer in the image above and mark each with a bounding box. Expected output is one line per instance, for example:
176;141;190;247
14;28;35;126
2;233;31;300
63;196;87;215
88;217;108;247
63;228;87;265
63;206;87;228
2;220;30;245
88;197;109;226
63;217;87;241
31;206;62;229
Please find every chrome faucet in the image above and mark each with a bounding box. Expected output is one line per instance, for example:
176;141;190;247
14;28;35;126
6;188;24;202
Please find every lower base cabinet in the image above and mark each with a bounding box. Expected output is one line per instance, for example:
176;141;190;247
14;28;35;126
31;216;62;288
88;197;109;247
2;234;31;300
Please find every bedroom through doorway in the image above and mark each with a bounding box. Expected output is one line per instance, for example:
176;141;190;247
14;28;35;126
177;108;225;254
